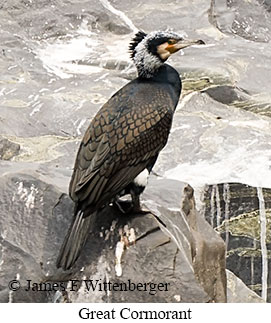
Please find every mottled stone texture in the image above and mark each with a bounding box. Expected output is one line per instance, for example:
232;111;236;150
204;183;271;301
0;137;20;160
0;173;74;302
227;270;265;303
0;174;226;302
183;185;226;302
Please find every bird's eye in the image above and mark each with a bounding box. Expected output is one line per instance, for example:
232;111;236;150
167;39;176;45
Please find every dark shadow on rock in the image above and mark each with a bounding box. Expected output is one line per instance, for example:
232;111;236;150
204;86;247;105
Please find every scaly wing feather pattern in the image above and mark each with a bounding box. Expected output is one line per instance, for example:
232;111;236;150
69;81;175;214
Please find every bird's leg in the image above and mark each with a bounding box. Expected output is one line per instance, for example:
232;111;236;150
113;192;144;214
113;194;141;214
130;192;149;215
113;194;135;214
113;181;149;215
113;199;127;214
131;191;141;213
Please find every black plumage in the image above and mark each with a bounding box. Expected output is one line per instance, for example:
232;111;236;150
57;30;204;270
129;31;147;57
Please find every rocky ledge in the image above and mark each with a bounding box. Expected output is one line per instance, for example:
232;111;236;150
0;174;226;302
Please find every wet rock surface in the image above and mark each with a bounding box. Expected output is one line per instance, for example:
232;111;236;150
1;0;271;303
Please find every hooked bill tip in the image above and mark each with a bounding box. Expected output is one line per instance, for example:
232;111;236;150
196;39;205;45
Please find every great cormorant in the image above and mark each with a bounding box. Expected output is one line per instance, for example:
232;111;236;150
57;30;204;270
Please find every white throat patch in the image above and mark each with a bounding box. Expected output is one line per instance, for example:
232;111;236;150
132;30;184;78
133;40;163;78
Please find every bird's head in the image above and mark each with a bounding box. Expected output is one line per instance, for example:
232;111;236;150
129;30;205;78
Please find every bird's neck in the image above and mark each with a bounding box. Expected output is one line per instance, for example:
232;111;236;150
134;45;164;79
136;61;163;78
136;61;163;79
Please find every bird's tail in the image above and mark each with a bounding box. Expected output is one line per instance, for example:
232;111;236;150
56;210;95;270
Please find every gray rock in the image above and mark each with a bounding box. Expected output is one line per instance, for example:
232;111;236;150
0;137;20;160
0;173;226;303
204;86;248;106
204;183;271;302
0;173;73;301
227;270;265;303
140;178;227;303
